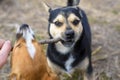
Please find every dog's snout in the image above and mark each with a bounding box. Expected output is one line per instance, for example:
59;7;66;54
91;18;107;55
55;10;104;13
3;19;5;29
16;24;35;40
65;30;74;36
20;24;29;30
65;29;74;39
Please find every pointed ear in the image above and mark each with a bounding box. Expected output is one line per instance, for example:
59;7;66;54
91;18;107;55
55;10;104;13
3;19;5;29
79;9;83;18
42;2;51;12
67;0;80;6
76;7;83;18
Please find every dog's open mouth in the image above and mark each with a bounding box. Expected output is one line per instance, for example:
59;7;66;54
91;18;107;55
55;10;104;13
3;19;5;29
61;39;74;47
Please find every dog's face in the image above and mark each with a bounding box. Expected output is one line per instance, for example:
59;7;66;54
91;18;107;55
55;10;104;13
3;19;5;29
48;7;83;47
16;24;35;41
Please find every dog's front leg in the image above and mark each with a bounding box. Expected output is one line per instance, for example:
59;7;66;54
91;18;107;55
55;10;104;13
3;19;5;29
83;72;95;80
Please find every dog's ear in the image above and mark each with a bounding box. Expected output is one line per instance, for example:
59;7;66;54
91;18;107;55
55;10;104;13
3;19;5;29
42;2;52;12
77;7;83;18
67;0;80;6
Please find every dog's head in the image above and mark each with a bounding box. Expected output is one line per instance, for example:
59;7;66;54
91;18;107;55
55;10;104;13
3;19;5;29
45;0;83;47
15;24;36;59
16;24;35;41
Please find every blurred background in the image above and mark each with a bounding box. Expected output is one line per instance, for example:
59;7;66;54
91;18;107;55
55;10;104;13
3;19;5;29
0;0;120;80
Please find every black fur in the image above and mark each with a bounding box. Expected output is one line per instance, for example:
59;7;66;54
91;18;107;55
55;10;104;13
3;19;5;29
47;0;93;75
67;0;80;6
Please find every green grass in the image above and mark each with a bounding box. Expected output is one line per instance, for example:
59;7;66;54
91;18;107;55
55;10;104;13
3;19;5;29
62;71;113;80
112;10;119;15
88;16;108;25
88;16;98;24
0;25;4;29
35;34;42;40
99;72;112;80
35;34;47;52
10;27;16;32
63;70;84;80
115;25;120;32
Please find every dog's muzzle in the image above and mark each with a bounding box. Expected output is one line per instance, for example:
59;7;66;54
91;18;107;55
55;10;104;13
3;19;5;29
61;29;75;47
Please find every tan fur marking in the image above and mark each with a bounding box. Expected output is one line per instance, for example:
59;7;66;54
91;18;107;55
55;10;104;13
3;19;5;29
53;15;65;23
68;13;80;22
68;13;83;41
68;13;83;33
50;23;66;38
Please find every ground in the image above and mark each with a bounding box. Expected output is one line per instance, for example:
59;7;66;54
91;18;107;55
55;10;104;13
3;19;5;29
0;0;120;80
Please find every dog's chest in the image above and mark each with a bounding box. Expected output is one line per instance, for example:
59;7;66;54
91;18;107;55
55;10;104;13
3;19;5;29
48;43;85;72
64;55;75;72
47;53;76;74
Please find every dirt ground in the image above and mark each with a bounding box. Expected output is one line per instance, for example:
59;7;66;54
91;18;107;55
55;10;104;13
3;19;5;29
0;0;120;80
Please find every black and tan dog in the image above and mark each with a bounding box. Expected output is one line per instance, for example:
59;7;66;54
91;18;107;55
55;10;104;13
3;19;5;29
44;0;93;79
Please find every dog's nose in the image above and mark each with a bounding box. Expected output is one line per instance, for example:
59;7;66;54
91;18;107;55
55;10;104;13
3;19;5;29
20;24;29;30
65;30;74;38
16;24;35;40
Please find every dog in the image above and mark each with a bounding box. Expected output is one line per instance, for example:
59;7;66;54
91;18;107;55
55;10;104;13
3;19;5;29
10;24;59;80
44;0;93;79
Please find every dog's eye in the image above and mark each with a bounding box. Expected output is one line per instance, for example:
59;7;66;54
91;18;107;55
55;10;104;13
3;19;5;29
72;19;80;25
54;21;63;27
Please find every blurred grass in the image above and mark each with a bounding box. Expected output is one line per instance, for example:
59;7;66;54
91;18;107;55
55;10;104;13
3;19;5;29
35;34;47;52
112;10;119;15
88;16;108;25
99;72;113;80
63;71;81;80
115;25;120;32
